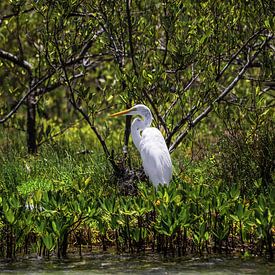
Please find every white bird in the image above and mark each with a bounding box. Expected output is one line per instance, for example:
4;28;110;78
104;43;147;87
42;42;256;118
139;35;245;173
110;104;172;187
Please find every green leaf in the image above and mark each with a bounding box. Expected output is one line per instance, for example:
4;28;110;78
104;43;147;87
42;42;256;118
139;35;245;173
264;19;271;28
42;234;54;251
84;177;91;186
5;208;15;224
34;189;42;202
230;214;239;222
52;221;59;235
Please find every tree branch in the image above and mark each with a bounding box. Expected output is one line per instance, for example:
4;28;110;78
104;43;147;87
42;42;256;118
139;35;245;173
0;49;33;75
37;115;86;147
125;0;137;75
143;87;169;135
0;42;105;124
53;30;120;173
215;28;265;81
164;72;200;120
0;7;34;22
169;34;273;153
35;72;85;98
65;30;105;66
165;29;266;146
0;70;55;123
166;105;198;147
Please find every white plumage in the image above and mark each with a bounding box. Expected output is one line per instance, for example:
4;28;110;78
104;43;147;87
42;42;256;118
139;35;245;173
140;128;172;185
111;104;172;187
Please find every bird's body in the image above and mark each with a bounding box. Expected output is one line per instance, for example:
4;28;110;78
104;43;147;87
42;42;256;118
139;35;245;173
111;104;172;187
139;127;172;185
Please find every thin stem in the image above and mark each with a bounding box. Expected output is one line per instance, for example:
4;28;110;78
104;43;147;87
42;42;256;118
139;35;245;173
169;34;272;153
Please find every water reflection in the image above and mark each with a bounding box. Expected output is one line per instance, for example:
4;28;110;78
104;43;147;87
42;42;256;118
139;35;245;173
0;253;274;274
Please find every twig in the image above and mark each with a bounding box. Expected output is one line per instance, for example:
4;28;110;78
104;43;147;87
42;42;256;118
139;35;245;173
165;29;268;148
98;8;124;68
0;34;105;124
0;7;34;21
35;72;85;98
37;118;83;147
165;30;266;145
53;30;120;173
166;105;198;147
65;30;105;66
162;2;169;65
0;70;55;123
215;28;265;81
0;49;32;75
143;87;169;135
164;72;200;119
125;0;137;76
169;34;273;153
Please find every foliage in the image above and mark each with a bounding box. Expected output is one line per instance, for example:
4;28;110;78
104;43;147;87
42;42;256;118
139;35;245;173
0;131;274;259
0;0;273;159
0;0;274;260
215;119;274;195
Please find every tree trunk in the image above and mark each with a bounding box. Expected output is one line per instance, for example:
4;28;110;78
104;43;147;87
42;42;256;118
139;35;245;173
26;87;37;154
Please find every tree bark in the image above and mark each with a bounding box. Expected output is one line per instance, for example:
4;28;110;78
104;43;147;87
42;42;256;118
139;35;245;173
26;80;37;154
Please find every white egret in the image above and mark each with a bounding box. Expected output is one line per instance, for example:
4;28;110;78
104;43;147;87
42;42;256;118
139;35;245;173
110;104;172;187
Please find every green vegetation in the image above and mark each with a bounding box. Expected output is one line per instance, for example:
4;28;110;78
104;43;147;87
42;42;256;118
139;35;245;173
0;0;274;260
0;123;274;259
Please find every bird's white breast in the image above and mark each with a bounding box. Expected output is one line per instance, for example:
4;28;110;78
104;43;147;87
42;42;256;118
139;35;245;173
139;127;172;186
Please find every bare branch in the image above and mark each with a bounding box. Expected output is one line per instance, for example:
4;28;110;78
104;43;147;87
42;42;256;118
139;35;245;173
164;72;200;119
79;30;105;57
125;0;138;75
0;43;105;124
166;105;198;147
36;72;85;98
0;7;34;21
0;49;33;75
53;31;120;173
169;34;273;153
0;70;55;123
37;116;85;147
143;87;169;135
65;30;105;66
215;28;265;81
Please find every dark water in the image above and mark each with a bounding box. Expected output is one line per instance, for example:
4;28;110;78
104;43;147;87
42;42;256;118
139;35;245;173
0;253;274;274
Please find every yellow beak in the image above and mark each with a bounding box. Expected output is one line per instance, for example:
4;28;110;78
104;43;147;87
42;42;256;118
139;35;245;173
110;108;132;117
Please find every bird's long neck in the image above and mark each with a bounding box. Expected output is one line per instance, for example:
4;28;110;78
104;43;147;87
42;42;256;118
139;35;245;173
131;122;142;151
131;109;152;151
142;109;152;128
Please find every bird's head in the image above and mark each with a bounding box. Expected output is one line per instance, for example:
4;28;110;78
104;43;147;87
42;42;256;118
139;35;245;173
110;104;151;119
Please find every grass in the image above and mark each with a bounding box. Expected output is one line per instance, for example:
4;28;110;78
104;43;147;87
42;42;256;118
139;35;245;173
0;127;274;259
0;128;112;191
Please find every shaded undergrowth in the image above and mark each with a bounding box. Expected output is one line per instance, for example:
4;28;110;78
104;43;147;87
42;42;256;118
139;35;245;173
0;130;274;260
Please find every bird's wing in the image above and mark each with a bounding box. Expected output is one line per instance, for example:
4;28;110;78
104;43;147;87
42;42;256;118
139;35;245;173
139;128;172;186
